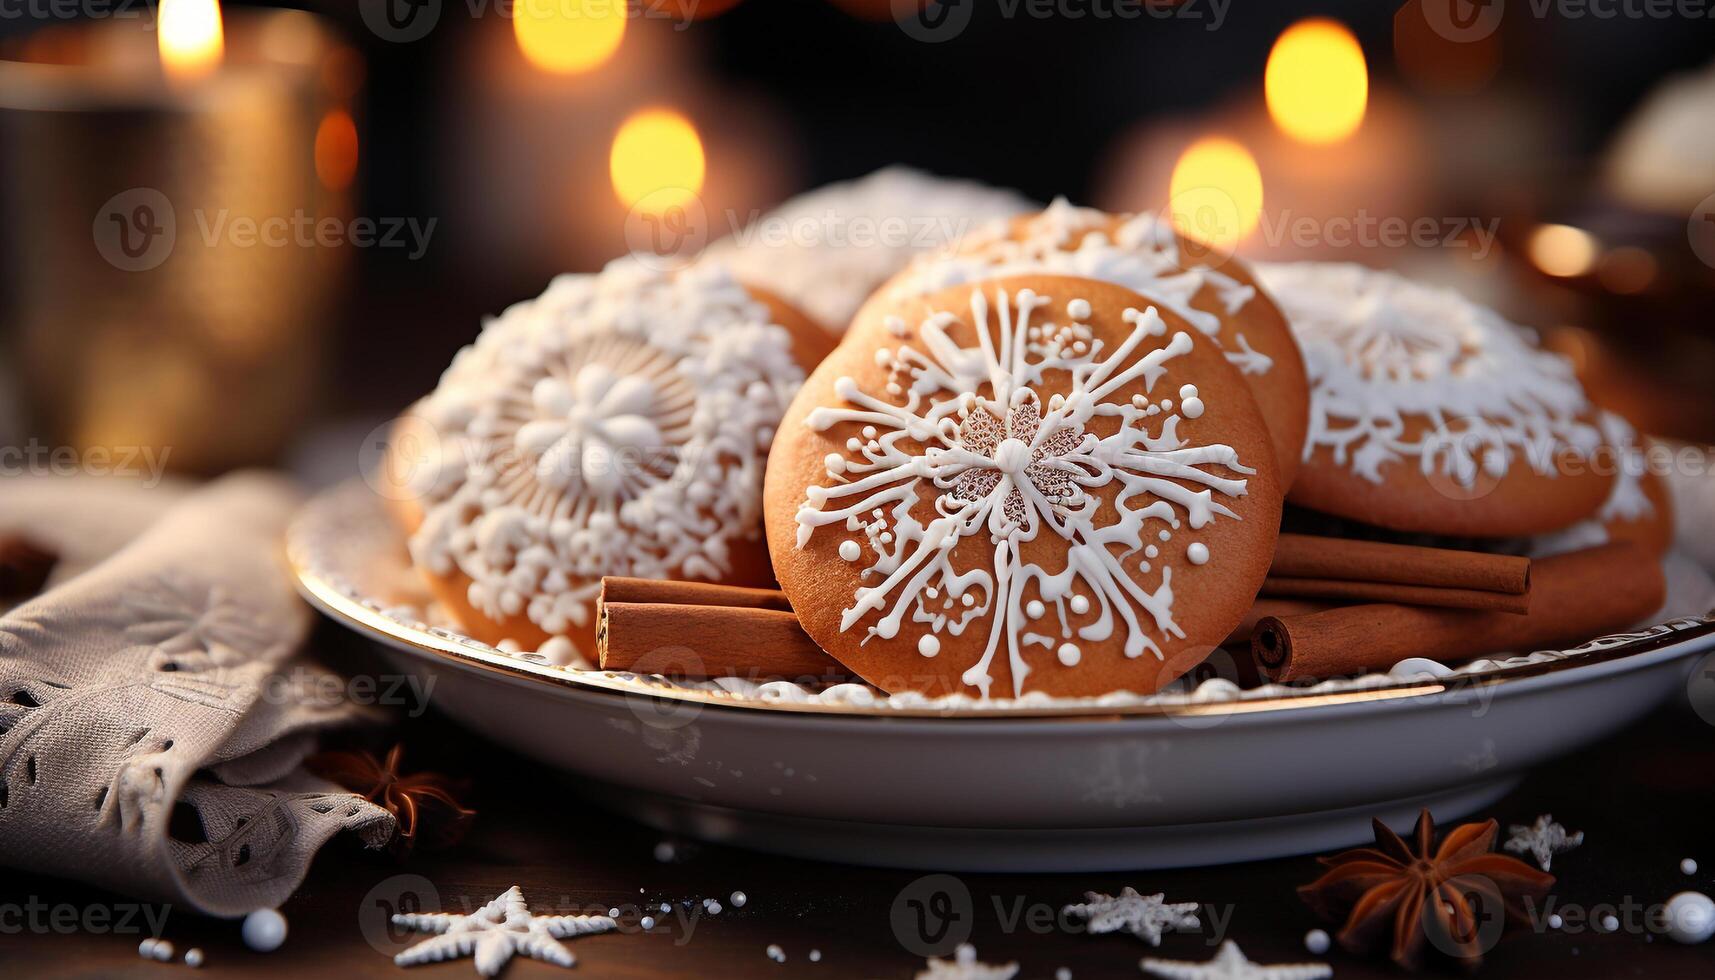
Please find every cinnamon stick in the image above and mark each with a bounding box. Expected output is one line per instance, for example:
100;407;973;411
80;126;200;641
599;576;794;612
1251;541;1663;683
1259;577;1531;614
1271;533;1530;594
595;578;849;681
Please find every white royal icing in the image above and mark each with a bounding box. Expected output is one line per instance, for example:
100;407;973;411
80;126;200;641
406;259;805;642
794;284;1253;697
1254;262;1601;487
889;198;1273;376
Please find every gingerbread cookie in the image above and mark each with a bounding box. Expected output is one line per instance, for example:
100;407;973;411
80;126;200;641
1254;262;1614;538
391;259;835;654
872;200;1310;485
1533;412;1674;557
765;274;1283;698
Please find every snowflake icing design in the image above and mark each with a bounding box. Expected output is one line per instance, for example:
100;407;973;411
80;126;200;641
1255;262;1600;487
795;285;1254;697
894;198;1272;375
391;885;616;976
408;261;804;639
1062;887;1200;945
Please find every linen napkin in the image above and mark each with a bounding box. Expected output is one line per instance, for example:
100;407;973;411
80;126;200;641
0;472;394;917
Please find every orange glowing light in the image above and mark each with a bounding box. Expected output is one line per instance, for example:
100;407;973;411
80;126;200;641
513;0;625;75
1167;137;1264;251
315;109;359;191
157;0;225;81
610;109;705;214
1528;223;1598;278
1266;18;1368;145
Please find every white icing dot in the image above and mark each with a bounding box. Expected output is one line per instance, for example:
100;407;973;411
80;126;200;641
1304;929;1330;955
1187;542;1210;565
846;438;862;452
838;540;861;561
862;425;878;439
1068;298;1091;320
1026;600;1045;619
1159;530;1171;542
961;594;975;607
1145;545;1159;559
1179;383;1198;400
1181;397;1205;419
918;635;940;658
824;453;846;474
1070;595;1090;614
1057;643;1081;666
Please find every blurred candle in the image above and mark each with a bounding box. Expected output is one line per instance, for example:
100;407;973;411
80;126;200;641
0;11;359;472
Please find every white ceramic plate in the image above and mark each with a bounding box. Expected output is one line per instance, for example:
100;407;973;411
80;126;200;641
289;482;1715;871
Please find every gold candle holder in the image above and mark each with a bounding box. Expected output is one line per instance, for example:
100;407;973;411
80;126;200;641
0;10;361;473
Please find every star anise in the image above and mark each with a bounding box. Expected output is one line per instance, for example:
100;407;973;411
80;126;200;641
0;534;57;599
307;744;475;856
1298;809;1553;971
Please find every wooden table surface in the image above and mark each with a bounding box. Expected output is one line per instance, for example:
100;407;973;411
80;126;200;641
3;631;1714;980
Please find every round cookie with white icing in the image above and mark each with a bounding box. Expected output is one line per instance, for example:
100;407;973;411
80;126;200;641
392;259;836;654
871;199;1310;486
1254;262;1614;538
765;274;1283;698
1533;412;1674;558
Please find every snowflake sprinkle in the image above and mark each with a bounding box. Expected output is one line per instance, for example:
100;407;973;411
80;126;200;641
1139;940;1331;980
1504;814;1584;870
915;944;1019;980
391;885;615;976
1061;887;1199;945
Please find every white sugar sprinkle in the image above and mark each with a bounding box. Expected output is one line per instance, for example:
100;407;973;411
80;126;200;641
1684;858;1700;875
766;943;786;962
1304;929;1330;954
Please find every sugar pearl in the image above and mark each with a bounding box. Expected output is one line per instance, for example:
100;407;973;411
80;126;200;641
766;943;786;962
1057;643;1081;666
1683;858;1699;875
241;909;288;953
1665;892;1715;944
810;949;823;962
641;916;656;930
1549;913;1564;929
918;635;940;658
653;841;677;862
1187;542;1210;565
839;540;861;561
152;940;173;961
731;891;748;908
1026;600;1045;619
1070;595;1090;615
1304;929;1330;955
184;948;205;968
138;939;158;959
1601;914;1619;932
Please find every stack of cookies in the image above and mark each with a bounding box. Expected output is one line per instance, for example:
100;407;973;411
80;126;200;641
383;185;1672;700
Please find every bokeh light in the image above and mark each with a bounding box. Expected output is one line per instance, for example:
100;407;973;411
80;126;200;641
157;0;225;80
610;108;706;213
1265;19;1368;145
513;0;625;75
1167;136;1264;251
1528;223;1598;278
315;108;359;191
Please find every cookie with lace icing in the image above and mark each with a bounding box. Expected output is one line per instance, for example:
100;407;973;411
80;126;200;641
1533;411;1673;557
765;274;1283;698
872;199;1309;486
1254;262;1614;538
390;259;836;653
